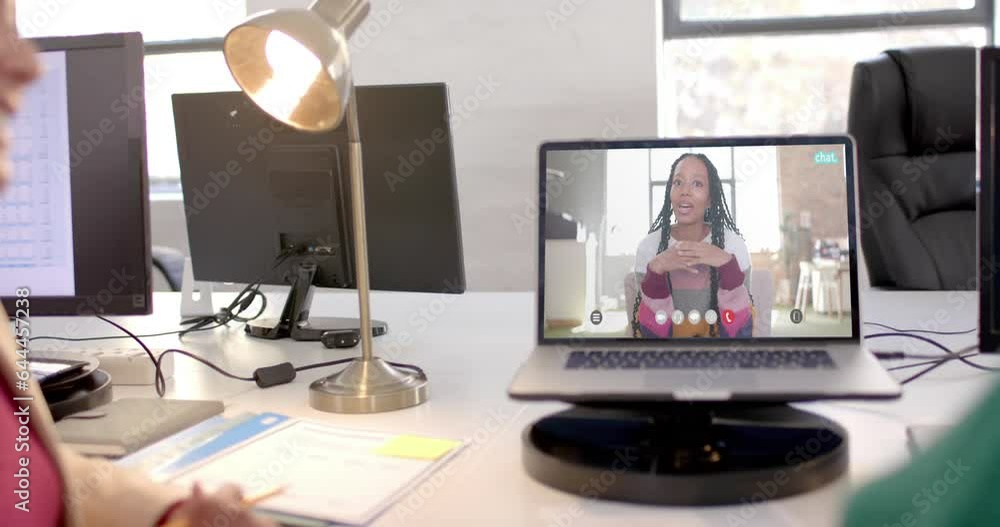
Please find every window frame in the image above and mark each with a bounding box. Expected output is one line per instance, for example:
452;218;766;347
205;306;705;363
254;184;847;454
663;0;994;41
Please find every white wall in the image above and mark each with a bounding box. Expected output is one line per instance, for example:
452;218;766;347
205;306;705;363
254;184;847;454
156;0;662;291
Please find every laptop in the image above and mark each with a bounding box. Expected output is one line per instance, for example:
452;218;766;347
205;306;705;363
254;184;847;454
509;136;901;403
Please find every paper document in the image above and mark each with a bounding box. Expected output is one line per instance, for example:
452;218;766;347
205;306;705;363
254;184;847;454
169;420;464;525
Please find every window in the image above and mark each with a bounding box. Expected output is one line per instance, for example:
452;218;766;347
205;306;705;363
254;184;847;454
142;53;238;189
16;0;247;189
661;0;992;136
680;0;978;21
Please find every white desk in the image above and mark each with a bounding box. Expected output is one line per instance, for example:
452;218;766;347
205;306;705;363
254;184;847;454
31;289;1000;526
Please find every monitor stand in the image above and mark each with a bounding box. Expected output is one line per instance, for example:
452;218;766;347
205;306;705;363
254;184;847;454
246;262;388;341
523;403;847;505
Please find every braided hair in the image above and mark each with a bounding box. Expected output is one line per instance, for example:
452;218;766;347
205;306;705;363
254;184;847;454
631;153;745;337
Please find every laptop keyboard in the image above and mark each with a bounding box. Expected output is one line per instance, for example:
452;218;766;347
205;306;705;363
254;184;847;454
564;350;836;370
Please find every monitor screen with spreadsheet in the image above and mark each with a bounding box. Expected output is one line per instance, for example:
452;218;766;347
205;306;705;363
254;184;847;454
538;136;860;342
0;33;151;316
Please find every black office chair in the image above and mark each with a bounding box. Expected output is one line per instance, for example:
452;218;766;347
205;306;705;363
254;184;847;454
152;245;185;292
847;47;977;290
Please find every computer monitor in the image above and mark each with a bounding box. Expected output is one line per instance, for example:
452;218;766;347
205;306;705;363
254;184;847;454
978;48;999;353
173;84;465;341
1;33;152;316
539;136;859;341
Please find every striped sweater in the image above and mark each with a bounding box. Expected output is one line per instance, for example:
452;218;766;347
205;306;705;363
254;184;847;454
634;228;754;338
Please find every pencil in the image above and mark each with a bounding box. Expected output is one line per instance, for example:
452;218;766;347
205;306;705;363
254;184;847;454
162;486;287;527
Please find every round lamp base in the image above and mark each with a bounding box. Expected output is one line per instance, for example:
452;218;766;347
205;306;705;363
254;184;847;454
309;358;428;414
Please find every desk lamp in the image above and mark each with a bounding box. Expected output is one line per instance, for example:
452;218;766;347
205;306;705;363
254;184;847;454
223;0;429;413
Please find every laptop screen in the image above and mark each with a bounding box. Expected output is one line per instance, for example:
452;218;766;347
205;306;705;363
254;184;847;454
539;137;859;342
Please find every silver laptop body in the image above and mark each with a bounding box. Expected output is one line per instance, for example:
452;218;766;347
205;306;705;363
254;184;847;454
509;136;900;403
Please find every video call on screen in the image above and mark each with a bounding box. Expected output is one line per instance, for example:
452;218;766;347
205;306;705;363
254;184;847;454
543;144;853;340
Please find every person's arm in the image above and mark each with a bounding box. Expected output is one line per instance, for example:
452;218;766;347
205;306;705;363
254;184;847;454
634;235;656;276
636;291;675;338
638;248;709;337
1;308;183;526
641;264;672;299
845;380;1000;527
57;447;186;527
716;238;754;338
717;256;745;291
60;450;276;527
636;237;671;298
634;236;675;337
715;231;751;292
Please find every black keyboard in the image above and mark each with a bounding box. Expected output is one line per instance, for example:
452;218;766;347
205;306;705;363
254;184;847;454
564;350;835;370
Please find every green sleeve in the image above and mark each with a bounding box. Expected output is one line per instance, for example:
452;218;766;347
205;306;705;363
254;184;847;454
844;380;1000;527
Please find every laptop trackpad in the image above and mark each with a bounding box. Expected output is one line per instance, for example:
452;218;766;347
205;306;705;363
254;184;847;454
643;371;761;399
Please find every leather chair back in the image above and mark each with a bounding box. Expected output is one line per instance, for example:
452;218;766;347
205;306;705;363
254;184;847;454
847;47;977;289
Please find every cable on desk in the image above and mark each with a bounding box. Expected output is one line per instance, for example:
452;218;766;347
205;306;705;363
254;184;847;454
150;352;426;396
30;323;225;343
886;352;981;372
95;315;424;397
873;351;962;360
864;321;975;335
295;358;426;377
866;333;999;372
876;341;988;386
95;316;250;396
900;359;953;385
31;250;297;344
179;248;297;337
96;315;172;396
31;294;265;342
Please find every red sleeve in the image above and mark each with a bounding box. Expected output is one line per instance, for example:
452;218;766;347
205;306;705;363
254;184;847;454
0;382;63;527
718;255;746;290
641;264;672;298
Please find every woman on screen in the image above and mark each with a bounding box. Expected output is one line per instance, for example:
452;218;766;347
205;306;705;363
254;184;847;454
0;3;274;526
631;153;754;338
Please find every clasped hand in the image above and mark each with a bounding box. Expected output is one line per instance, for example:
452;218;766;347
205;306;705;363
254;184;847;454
648;241;733;274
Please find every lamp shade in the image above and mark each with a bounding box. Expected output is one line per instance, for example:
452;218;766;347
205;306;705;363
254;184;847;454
223;8;352;132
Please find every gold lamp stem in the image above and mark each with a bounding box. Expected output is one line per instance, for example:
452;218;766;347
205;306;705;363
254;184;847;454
345;88;374;361
308;84;428;414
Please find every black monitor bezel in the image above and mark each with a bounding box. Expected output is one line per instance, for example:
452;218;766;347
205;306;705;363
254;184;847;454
979;48;999;353
172;84;467;295
1;33;152;317
537;135;862;345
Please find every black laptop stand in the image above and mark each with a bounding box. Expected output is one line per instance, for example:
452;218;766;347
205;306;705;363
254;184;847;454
522;403;848;505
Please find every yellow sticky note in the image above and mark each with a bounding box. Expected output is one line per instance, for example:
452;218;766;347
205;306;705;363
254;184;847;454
375;436;461;460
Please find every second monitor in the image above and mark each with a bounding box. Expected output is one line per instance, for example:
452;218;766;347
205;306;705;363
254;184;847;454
173;84;465;341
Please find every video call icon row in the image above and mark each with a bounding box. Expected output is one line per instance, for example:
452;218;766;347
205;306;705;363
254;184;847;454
652;309;734;326
586;308;805;327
